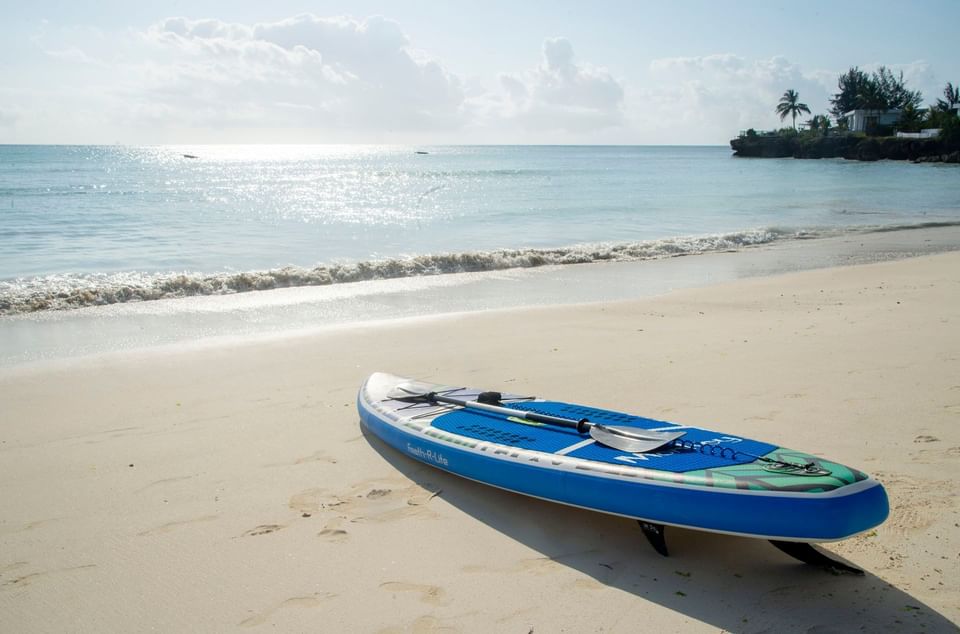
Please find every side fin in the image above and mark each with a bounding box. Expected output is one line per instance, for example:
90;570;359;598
638;521;669;557
770;541;864;575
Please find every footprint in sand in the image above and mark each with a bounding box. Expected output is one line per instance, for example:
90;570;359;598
293;450;338;465
290;480;442;525
0;562;29;585
518;557;568;575
462;551;593;576
354;490;440;523
406;487;442;507
2;564;96;588
238;592;336;627
317;528;349;542
317;517;349;542
288;488;341;515
379;581;446;605
572;577;607;591
242;524;285;537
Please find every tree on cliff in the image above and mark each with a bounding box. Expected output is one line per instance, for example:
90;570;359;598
829;66;923;124
928;82;960;130
898;103;923;132
873;67;923;111
776;89;811;130
936;82;959;111
829;68;870;124
805;114;831;135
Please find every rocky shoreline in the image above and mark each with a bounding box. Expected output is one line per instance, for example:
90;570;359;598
730;134;960;162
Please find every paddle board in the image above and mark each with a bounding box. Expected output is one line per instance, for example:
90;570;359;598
358;372;888;571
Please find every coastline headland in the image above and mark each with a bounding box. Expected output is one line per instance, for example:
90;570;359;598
730;133;960;162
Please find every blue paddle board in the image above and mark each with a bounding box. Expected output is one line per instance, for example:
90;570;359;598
358;373;888;568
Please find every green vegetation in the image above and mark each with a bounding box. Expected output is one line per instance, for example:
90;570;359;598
937;82;959;111
733;71;959;161
928;82;960;134
828;66;923;124
896;103;924;132
753;70;958;140
805;114;831;136
939;115;960;145
776;89;810;130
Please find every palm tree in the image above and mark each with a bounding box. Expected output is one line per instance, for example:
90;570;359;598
936;82;959;111
776;89;811;130
805;114;831;135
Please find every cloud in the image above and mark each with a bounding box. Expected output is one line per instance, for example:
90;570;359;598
639;53;833;142
126;14;465;135
0;108;19;128
855;60;943;108
109;26;622;140
496;37;625;132
9;13;943;145
44;47;102;65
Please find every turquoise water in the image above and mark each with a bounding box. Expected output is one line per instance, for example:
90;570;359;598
1;144;960;314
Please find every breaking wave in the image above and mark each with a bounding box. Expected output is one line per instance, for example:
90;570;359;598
0;223;952;315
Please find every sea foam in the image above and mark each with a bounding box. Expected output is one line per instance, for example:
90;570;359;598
4;222;957;316
1;227;819;315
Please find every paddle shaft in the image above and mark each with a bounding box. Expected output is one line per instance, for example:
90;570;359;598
425;392;590;434
391;386;686;452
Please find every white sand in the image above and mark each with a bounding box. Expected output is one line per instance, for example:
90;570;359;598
1;252;958;633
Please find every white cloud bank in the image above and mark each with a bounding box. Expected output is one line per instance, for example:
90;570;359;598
633;54;942;143
137;15;466;135
132;20;627;141
496;37;625;133
3;13;938;144
636;53;834;143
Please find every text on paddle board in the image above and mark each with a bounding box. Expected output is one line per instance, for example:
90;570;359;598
407;443;449;466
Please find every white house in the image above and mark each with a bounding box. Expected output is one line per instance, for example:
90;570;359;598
844;109;902;132
891;107;959;138
896;129;942;139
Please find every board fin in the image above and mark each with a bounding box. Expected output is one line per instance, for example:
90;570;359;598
638;521;669;557
769;541;864;575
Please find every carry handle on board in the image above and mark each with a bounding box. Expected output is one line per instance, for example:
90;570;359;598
476;391;589;432
387;382;686;453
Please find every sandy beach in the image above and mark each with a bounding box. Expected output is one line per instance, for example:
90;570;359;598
1;251;958;633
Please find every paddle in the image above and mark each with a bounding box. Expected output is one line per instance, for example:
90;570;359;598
387;382;685;453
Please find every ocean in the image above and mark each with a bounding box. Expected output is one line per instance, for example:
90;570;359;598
2;144;959;365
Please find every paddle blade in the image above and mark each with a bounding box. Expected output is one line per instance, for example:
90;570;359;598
590;424;685;453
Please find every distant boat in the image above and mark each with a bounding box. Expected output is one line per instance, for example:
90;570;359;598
415;151;429;155
182;154;198;159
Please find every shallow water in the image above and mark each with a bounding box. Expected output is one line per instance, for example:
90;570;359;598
2;145;959;314
2;225;957;368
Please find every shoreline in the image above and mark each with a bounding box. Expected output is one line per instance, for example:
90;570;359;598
5;221;960;319
3;223;960;369
1;251;957;631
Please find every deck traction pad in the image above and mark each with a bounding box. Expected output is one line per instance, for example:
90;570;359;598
431;401;777;473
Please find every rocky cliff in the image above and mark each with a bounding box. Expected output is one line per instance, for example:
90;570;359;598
730;135;960;163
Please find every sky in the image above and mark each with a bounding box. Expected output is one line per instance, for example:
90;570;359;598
1;0;958;145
